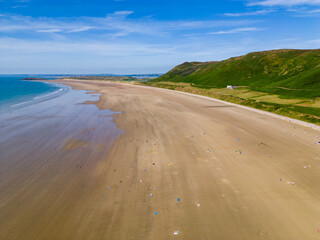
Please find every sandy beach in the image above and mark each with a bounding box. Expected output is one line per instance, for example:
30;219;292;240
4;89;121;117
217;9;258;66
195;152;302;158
1;79;319;240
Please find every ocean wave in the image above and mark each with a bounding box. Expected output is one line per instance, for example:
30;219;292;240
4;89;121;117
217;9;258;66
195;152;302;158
0;82;70;113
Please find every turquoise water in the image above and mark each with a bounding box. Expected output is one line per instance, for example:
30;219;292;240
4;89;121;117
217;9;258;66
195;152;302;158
0;76;64;111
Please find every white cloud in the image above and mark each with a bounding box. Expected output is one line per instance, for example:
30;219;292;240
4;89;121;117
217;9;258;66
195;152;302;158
308;8;320;12
308;38;320;43
208;27;264;35
285;6;320;16
224;10;274;16
67;26;95;33
37;29;63;33
248;0;320;6
0;37;256;74
112;11;134;16
0;12;257;37
1;36;319;74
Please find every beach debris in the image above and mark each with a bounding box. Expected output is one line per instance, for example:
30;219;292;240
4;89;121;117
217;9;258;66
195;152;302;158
173;231;179;235
154;142;157;146
207;149;210;153
154;212;159;215
108;186;111;189
290;182;295;185
177;198;180;202
237;138;240;141
140;180;143;183
303;166;307;169
143;169;147;172
152;162;156;165
149;193;153;197
238;150;242;154
168;162;172;166
197;203;201;207
154;186;158;190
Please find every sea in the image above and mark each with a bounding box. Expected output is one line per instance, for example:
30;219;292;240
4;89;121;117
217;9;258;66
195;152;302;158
0;75;69;112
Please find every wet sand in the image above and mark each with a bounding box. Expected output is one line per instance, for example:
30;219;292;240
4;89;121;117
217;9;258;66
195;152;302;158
1;80;320;240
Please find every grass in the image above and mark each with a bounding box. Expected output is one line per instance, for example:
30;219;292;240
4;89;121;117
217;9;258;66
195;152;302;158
154;49;320;99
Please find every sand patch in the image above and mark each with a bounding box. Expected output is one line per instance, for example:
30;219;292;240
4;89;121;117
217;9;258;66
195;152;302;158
62;139;90;151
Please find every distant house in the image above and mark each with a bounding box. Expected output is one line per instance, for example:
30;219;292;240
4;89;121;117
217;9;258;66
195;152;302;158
226;85;235;89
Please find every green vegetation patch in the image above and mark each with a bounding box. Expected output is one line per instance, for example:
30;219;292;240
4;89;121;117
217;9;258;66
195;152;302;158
154;49;320;99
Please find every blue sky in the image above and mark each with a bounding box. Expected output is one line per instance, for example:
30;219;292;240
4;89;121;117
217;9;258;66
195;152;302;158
0;0;319;74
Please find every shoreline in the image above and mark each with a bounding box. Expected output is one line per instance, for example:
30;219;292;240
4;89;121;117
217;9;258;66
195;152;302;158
1;79;319;240
0;80;70;113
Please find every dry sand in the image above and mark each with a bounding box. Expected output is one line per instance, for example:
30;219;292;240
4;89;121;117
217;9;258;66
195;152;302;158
1;79;320;240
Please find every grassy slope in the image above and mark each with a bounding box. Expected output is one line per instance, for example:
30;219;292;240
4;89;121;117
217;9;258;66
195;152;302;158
154;49;320;98
146;49;320;125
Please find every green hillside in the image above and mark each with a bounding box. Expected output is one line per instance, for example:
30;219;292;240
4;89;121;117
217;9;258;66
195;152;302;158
154;49;320;98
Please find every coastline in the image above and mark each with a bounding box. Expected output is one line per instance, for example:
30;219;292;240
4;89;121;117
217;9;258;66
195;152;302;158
1;79;319;240
0;80;69;113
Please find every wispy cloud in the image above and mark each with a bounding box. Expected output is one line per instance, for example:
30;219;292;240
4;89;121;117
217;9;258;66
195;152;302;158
308;38;320;43
1;35;319;74
224;9;274;16
112;11;134;16
208;27;264;35
248;0;320;6
0;37;262;74
285;6;320;16
0;12;257;37
37;29;63;33
12;5;27;8
307;8;320;12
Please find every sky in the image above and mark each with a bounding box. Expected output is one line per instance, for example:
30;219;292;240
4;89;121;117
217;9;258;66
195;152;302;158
0;0;319;74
